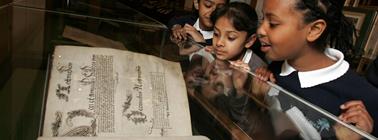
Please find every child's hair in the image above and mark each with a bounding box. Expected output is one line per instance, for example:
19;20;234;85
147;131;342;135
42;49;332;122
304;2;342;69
210;2;259;37
193;0;230;12
198;0;230;3
210;2;264;57
294;0;356;55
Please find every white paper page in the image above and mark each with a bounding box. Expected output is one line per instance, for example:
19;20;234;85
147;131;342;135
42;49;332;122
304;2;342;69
42;45;191;137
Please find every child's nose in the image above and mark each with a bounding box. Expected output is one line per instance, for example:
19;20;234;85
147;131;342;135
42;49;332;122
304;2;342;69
257;24;267;38
256;33;267;39
215;38;224;47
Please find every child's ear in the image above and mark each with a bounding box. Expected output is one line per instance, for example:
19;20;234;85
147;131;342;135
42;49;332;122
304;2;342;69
194;0;199;10
245;34;257;48
306;19;326;42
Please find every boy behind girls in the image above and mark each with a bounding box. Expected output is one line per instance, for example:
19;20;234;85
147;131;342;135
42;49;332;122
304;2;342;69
168;0;228;56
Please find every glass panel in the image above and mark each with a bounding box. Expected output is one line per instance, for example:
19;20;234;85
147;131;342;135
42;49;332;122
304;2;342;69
3;1;375;140
12;0;166;28
0;3;170;140
184;55;377;140
12;4;167;59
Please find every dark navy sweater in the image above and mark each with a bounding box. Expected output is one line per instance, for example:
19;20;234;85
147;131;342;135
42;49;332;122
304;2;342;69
270;61;378;137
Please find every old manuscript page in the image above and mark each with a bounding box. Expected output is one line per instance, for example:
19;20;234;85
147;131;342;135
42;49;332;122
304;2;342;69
42;45;191;137
37;136;209;140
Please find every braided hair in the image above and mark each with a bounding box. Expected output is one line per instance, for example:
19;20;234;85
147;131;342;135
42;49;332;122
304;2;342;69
294;0;356;58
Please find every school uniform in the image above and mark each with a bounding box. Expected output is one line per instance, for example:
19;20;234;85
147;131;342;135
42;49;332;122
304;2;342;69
168;15;213;45
268;48;378;137
366;58;378;87
243;49;266;72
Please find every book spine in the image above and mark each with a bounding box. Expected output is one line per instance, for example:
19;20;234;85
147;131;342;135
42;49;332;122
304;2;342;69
353;0;360;7
363;11;378;59
361;11;377;55
345;0;351;6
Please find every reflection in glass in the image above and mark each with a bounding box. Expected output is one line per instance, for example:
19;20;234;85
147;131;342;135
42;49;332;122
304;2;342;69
184;55;377;140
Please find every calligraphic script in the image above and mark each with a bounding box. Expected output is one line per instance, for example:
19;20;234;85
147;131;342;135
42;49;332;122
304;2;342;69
42;46;191;137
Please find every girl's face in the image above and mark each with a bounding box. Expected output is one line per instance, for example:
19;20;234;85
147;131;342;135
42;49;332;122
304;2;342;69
198;0;227;30
257;0;310;61
213;16;253;61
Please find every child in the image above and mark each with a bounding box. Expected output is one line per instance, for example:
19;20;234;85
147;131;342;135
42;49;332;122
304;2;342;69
185;2;272;139
185;1;266;101
254;0;378;138
203;1;267;99
209;2;265;71
168;0;229;56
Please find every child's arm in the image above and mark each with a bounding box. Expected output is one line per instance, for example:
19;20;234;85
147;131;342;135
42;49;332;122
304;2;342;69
339;100;374;134
182;24;205;43
171;24;187;41
176;24;206;56
333;100;374;140
170;21;204;43
168;15;197;42
251;67;276;101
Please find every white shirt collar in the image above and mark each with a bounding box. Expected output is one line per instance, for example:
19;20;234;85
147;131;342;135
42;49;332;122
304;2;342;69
242;49;253;63
193;18;214;40
280;48;350;88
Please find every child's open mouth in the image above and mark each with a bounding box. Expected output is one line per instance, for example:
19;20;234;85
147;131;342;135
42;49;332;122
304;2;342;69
260;42;272;52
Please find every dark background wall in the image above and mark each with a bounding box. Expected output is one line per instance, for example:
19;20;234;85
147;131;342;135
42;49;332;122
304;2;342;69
0;0;11;7
0;0;12;139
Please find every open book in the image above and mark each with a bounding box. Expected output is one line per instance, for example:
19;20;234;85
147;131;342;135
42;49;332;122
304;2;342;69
40;45;193;138
37;136;209;140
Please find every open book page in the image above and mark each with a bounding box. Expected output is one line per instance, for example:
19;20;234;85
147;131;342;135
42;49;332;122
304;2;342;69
42;45;191;137
37;136;209;140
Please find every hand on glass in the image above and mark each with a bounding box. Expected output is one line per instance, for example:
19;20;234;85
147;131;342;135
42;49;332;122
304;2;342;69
339;100;374;134
183;24;205;43
171;24;205;44
251;67;275;101
171;24;186;41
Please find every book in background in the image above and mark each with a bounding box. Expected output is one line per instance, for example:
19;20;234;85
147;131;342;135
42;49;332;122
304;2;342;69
343;7;377;70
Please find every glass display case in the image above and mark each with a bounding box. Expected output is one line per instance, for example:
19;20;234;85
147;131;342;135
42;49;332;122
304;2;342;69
1;1;377;140
184;58;378;140
11;0;171;58
0;1;177;140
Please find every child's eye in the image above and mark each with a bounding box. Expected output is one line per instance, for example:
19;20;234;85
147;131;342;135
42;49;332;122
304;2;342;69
268;20;280;28
204;2;212;8
214;32;219;37
228;37;236;41
269;23;279;28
